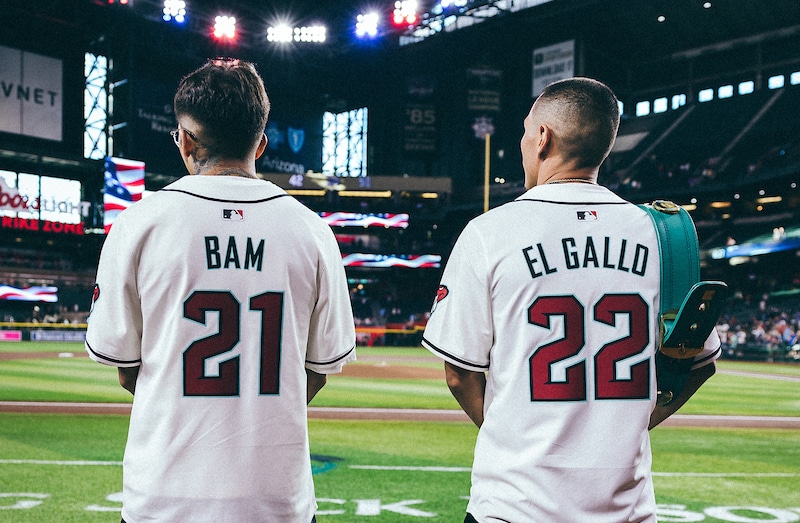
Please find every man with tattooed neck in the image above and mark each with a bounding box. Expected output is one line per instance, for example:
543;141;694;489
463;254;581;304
85;58;356;523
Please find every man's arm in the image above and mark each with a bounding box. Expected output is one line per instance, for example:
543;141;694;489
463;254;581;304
649;362;716;430
444;361;487;428
307;368;327;404
118;366;140;395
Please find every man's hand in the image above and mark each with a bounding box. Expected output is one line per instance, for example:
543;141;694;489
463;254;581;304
118;366;140;395
307;369;327;404
650;362;716;429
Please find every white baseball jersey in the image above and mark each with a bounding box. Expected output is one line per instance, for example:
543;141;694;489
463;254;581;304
422;183;720;522
85;175;356;522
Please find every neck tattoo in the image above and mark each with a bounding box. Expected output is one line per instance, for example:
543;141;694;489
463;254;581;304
215;168;258;179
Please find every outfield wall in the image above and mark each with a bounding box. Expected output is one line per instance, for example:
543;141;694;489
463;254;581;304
0;322;86;342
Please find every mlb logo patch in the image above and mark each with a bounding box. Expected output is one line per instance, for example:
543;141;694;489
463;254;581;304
576;210;598;221
223;209;244;221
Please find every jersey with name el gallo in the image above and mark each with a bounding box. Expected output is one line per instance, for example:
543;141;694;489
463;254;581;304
423;182;719;522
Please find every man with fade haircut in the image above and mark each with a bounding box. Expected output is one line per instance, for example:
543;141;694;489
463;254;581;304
85;58;356;523
422;77;720;522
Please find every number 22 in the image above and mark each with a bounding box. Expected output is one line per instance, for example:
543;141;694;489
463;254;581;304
528;294;650;402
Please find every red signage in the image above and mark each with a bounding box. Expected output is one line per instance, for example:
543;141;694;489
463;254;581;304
0;216;84;235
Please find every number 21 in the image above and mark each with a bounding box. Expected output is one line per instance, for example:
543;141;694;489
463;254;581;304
183;290;283;397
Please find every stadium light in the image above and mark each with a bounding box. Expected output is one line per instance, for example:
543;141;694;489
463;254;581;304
267;24;326;43
162;0;186;24
355;12;380;39
440;0;467;9
393;0;418;27
213;15;236;40
294;25;326;43
267;24;293;43
768;75;785;89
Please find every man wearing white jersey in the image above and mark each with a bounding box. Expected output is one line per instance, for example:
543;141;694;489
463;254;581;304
422;77;720;522
86;58;355;523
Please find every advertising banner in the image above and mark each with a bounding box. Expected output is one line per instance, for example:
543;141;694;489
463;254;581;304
0;331;22;342
532;40;575;97
261;109;322;176
0;45;63;141
0;171;85;229
128;78;183;173
30;330;86;342
402;76;437;155
466;66;501;141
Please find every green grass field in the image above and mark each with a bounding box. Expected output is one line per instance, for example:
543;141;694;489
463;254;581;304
1;342;799;522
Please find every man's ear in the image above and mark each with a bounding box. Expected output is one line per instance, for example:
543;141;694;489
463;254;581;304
176;129;197;174
537;124;553;159
179;128;198;159
255;133;267;160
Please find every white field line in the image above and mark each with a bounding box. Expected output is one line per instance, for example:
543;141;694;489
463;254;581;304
652;472;800;477
0;459;122;466
670;414;800;423
351;467;800;478
717;369;800;382
350;465;472;472
3;460;797;479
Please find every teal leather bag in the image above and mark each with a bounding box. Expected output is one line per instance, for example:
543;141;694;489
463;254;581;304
638;200;728;406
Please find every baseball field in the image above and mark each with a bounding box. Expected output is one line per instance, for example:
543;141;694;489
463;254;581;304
1;342;799;522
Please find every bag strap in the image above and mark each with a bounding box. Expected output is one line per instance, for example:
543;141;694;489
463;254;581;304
637;200;700;315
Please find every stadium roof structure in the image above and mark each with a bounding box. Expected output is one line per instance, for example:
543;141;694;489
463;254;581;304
11;0;800;64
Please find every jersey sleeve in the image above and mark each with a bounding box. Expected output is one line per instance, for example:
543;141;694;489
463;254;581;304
84;215;144;368
305;227;356;374
422;223;493;372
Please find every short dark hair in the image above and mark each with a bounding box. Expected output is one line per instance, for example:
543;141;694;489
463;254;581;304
537;77;620;168
174;58;270;160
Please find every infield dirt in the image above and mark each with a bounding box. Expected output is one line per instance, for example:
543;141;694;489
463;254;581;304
1;350;798;429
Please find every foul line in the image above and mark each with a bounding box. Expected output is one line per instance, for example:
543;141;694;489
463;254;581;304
350;465;471;472
1;460;798;479
0;459;122;466
349;466;800;478
653;472;800;477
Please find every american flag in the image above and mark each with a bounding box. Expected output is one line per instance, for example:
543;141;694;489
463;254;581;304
0;285;58;303
341;253;441;268
104;157;145;233
319;212;410;229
